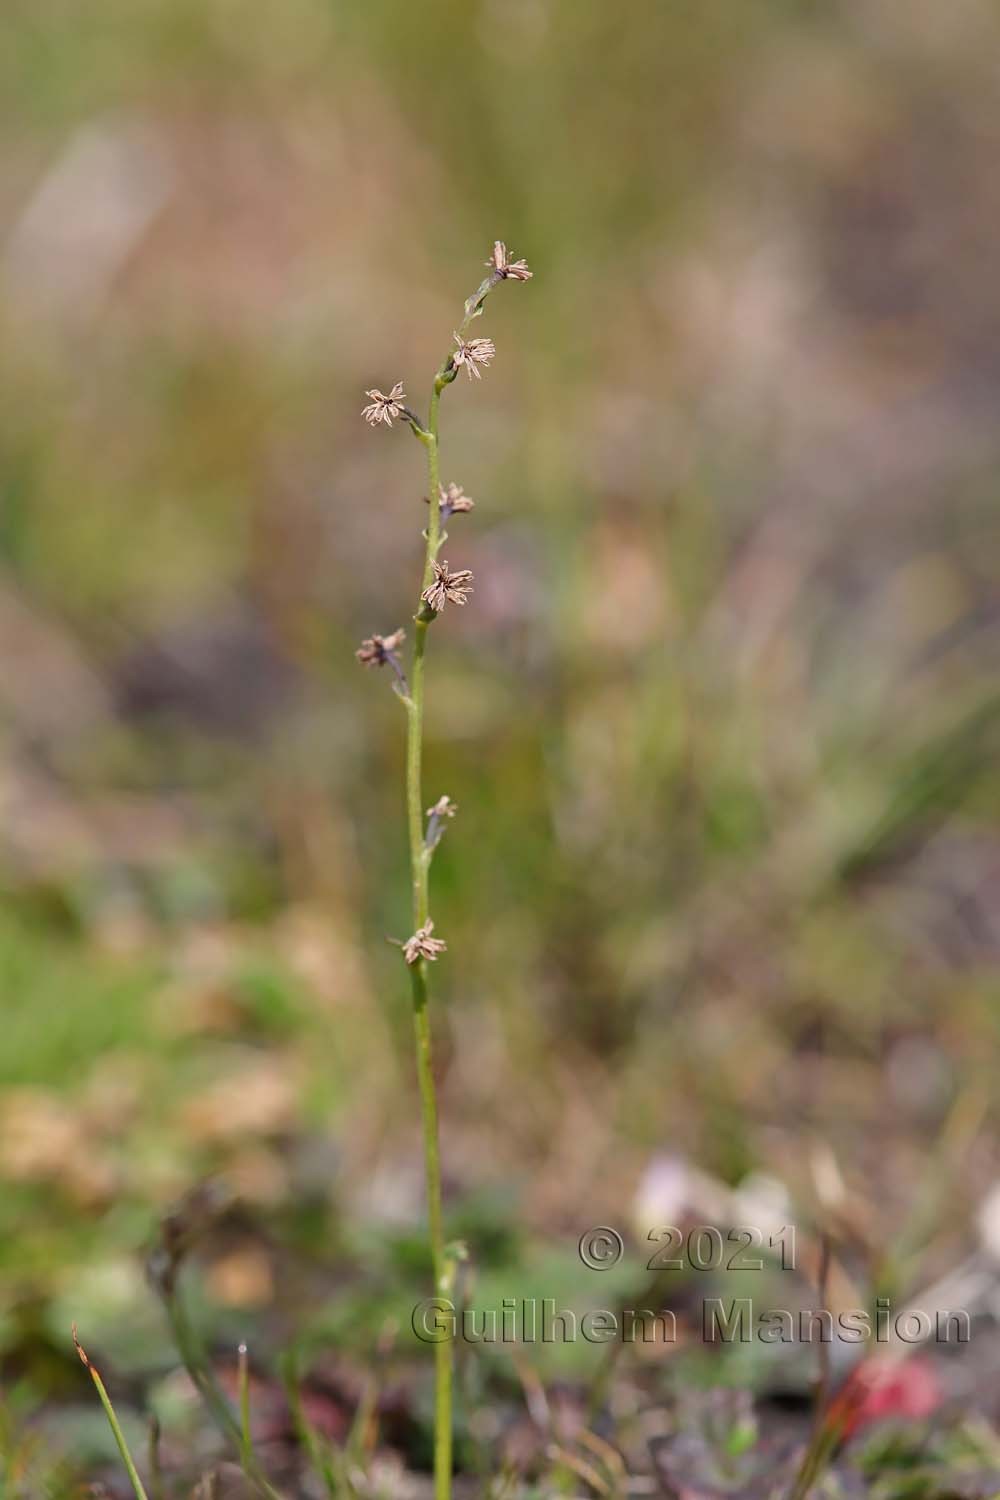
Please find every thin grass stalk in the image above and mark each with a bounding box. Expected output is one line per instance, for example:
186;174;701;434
73;1327;150;1500
237;1343;253;1475
147;1415;165;1500
162;1285;284;1500
280;1351;346;1500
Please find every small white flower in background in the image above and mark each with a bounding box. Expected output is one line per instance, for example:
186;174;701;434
632;1154;691;1238
732;1172;793;1243
632;1153;740;1243
452;333;496;380
362;382;407;427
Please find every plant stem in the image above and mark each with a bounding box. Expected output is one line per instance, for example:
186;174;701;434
91;1368;150;1500
74;1329;150;1500
409;964;451;1500
238;1343;253;1474
162;1286;284;1500
405;374;452;1500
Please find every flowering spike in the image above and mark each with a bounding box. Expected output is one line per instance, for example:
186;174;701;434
361;242;534;1500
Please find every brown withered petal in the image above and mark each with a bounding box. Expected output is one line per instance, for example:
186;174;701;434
362;382;407;427
487;240;532;281
452;333;495;380
402;921;447;966
355;628;406;667
421;559;475;613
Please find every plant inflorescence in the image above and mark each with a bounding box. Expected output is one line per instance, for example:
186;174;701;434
357;239;532;1500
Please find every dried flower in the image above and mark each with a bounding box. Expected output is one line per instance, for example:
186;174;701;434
425;794;458;852
421;559;475;613
362;382;407;427
487;241;532;281
355;628;406;668
443;484;474;514
452;333;495;380
425;482;475;520
356;627;408;695
402;920;447;966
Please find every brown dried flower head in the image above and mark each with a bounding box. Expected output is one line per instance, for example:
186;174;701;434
402;920;447;966
452;333;495;380
487;241;532;281
355;628;406;668
362;382;407;427
421;559;475;613
426;482;474;519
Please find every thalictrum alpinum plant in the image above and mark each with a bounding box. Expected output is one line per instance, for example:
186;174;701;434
357;239;532;1500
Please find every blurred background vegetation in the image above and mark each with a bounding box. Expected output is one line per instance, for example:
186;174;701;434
2;0;1000;1481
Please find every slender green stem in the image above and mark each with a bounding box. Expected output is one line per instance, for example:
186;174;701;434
424;384;443;583
238;1343;253;1473
148;1416;165;1500
162;1287;284;1500
282;1352;345;1500
409;963;452;1500
74;1329;150;1500
91;1368;150;1500
405;374;452;1500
